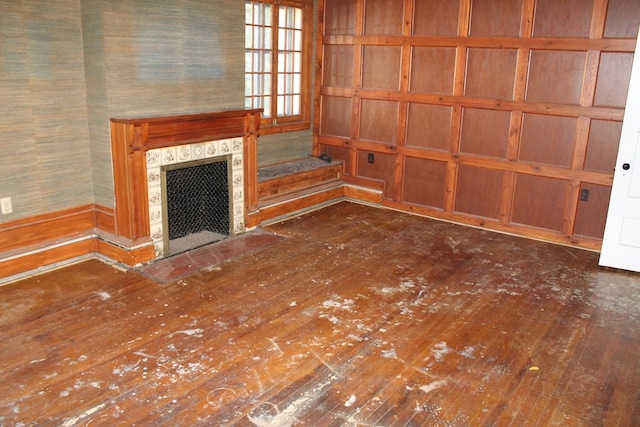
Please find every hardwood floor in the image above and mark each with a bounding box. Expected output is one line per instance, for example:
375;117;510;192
1;202;638;426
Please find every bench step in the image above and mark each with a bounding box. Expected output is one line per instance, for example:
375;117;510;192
255;157;345;223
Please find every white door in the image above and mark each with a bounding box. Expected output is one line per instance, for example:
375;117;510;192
599;28;640;272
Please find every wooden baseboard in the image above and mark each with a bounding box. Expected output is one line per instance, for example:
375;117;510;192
255;185;346;225
344;184;383;204
0;204;155;282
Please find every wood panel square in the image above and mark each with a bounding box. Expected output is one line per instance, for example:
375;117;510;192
364;0;404;35
519;113;576;168
594;53;634;108
512;174;567;232
532;0;593;38
319;144;352;176
402;157;447;209
406;103;452;151
604;0;640;38
460;108;511;159
469;0;523;37
357;151;395;199
465;48;517;99
413;0;459;35
362;46;402;91
320;96;352;138
360;99;398;144
526;50;585;105
584;120;622;174
574;184;612;239
410;47;456;94
454;165;504;220
324;0;356;35
323;45;354;88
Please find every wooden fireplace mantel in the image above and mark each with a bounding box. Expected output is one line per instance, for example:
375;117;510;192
110;109;262;262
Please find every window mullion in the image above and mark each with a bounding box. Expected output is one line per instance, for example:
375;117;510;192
271;3;279;125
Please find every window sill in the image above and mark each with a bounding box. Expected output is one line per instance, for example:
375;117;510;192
259;121;311;136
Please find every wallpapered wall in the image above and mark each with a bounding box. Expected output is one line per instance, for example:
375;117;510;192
0;1;92;219
0;0;313;221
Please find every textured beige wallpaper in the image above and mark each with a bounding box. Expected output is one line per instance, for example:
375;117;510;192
88;0;246;208
0;0;92;221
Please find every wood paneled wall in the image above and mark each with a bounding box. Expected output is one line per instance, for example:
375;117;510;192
315;0;640;249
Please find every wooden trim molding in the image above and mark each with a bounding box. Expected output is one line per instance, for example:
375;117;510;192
0;204;154;282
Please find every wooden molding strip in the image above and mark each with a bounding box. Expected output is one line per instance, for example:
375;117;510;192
0;204;155;281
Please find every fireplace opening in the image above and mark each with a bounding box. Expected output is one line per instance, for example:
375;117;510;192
162;157;232;256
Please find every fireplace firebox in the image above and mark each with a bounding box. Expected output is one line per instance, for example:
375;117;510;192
162;157;232;256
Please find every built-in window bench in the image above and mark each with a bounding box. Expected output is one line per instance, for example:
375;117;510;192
255;157;345;223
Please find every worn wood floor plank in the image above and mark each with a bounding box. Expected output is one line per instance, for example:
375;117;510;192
0;202;638;426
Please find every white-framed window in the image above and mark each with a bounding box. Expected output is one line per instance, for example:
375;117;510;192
245;0;311;134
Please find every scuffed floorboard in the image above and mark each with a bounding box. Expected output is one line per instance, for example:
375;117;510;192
0;202;638;426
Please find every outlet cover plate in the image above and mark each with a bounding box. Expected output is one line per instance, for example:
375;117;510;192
1;197;13;214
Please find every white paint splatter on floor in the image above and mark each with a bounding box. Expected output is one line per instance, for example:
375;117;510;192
419;379;448;394
431;341;451;362
170;328;204;337
96;291;111;300
344;394;356;407
60;403;106;427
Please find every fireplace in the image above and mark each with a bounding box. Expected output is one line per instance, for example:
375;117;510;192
146;138;244;257
109;109;261;265
163;157;230;256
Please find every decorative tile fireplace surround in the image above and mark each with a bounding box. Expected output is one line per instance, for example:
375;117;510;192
109;109;261;265
146;137;244;258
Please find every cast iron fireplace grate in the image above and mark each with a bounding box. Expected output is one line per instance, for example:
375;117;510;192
163;158;231;256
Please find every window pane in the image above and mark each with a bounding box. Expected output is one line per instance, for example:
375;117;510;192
279;6;286;28
294;8;302;29
253;52;261;71
286;95;293;115
277;95;284;116
278;28;285;50
294;52;301;72
245;75;252;96
286;52;294;72
278;52;285;73
245;27;252;49
253;3;262;24
245;2;252;24
277;72;284;93
288;29;295;50
264;74;271;95
264;4;272;25
293;94;300;115
294;29;301;51
263;96;271;117
287;73;293;93
264;52;271;72
288;7;296;27
293;74;301;92
264;28;272;49
245;51;252;71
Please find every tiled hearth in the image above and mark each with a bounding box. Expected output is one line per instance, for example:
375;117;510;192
145;137;245;258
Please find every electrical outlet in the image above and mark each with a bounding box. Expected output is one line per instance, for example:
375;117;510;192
0;197;12;214
579;188;590;202
368;153;374;164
